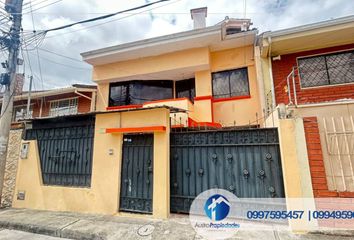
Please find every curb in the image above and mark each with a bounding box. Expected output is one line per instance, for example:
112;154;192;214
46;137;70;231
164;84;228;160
0;220;103;240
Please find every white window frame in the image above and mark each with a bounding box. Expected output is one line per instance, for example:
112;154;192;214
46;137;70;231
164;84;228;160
12;104;34;122
49;97;78;117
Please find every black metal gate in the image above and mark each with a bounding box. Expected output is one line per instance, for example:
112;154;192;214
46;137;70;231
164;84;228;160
119;134;153;213
24;115;95;187
170;128;284;213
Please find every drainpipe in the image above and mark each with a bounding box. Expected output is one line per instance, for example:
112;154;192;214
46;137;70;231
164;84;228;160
267;36;276;109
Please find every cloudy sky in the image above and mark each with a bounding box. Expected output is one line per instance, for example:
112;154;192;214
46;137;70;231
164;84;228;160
1;0;354;91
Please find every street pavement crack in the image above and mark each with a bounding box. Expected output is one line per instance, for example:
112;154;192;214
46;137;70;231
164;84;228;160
57;219;81;238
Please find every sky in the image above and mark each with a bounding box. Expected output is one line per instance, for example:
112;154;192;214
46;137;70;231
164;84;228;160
1;0;354;91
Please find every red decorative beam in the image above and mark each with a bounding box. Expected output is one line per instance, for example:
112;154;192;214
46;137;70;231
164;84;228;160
106;104;143;111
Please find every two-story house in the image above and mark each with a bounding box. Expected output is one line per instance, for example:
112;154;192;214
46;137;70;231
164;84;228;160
12;8;291;219
259;15;354;198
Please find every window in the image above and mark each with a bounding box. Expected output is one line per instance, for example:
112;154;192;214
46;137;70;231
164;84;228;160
212;68;250;99
109;80;173;106
226;27;241;35
49;98;78;117
109;83;129;106
298;50;354;88
175;78;195;101
12;105;33;122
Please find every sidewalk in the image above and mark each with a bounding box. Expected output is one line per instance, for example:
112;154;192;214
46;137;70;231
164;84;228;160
0;208;352;240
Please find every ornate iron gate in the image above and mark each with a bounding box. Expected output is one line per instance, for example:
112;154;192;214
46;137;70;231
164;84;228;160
24;115;95;187
119;134;154;213
170;128;284;213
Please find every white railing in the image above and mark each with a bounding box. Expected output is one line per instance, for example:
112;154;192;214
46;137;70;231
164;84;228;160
286;66;298;106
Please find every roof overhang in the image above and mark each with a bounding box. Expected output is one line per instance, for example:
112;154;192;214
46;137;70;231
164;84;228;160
0;87;96;103
81;25;257;66
260;15;354;57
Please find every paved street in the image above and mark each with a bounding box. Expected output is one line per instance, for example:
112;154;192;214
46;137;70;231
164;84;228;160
0;229;71;240
0;208;353;240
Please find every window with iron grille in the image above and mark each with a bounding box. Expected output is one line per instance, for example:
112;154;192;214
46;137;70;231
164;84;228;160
298;50;354;88
49;98;78;117
175;78;195;101
212;67;250;99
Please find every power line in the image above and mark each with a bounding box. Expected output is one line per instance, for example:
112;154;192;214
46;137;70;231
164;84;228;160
42;0;170;33
38;47;87;63
23;0;63;14
22;0;52;11
20;0;179;48
27;0;44;90
44;0;181;39
20;12;261;15
28;51;91;70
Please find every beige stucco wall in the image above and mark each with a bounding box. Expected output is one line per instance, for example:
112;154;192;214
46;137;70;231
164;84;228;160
144;99;192;126
93;45;262;127
277;119;314;198
92;47;210;82
1;128;23;207
259;55;274;113
96;83;109;112
13;108;171;218
212;65;261;126
195;70;211;96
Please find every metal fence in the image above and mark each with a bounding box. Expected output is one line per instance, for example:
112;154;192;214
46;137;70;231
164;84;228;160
24;115;95;187
170;128;284;213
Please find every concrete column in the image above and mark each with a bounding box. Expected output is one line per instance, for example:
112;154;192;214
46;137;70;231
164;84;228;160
278;118;314;198
278;118;316;232
194;70;213;122
152;112;170;219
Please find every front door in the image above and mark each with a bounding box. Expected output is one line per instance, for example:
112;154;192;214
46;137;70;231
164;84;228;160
119;134;153;214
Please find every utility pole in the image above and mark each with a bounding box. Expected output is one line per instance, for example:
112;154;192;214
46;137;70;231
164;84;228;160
0;0;23;201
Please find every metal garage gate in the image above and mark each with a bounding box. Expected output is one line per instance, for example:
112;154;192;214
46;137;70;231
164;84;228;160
170;128;285;213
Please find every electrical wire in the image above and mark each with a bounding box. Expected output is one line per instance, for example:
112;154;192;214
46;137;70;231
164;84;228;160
38;47;87;63
0;86;16;119
44;0;181;39
28;51;91;70
26;0;44;90
42;0;170;33
22;0;52;11
23;0;63;14
20;0;179;51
